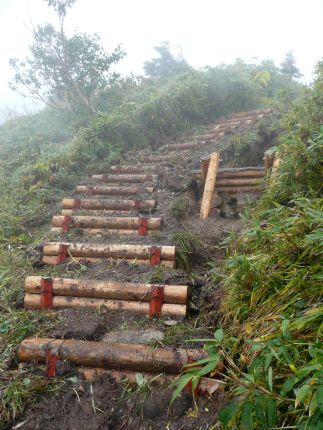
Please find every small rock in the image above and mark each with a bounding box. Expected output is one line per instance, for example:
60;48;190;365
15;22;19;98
211;194;223;208
164;320;178;327
101;329;164;344
220;202;236;218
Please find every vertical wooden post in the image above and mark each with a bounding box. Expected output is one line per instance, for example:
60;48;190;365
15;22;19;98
199;152;220;220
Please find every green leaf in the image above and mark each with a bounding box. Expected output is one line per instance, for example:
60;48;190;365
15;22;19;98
281;318;289;335
266;398;277;427
170;374;192;404
214;328;224;343
135;373;146;388
197;360;219;377
309;392;318;417
254;395;268;429
268;366;273;392
241;400;254;430
317;386;323;413
218;401;239;427
280;376;297;396
295;384;311;407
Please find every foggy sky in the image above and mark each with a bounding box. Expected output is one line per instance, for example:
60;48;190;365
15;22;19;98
0;0;322;115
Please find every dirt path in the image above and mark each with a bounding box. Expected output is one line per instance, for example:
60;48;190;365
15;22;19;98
15;110;272;430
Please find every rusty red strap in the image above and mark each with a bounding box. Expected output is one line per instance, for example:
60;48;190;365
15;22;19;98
40;277;53;309
62;215;72;233
138;217;148;236
46;348;58;378
73;198;81;210
186;356;199;397
57;244;69;264
149;286;164;317
132;199;141;211
149;246;161;266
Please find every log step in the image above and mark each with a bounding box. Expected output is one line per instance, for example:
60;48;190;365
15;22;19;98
159;141;209;152
24;294;186;316
19;363;222;396
24;276;188;303
62;198;157;213
51;215;162;235
75;185;155;196
24;276;187;316
216;185;265;194
18;338;205;374
92;174;158;183
137;155;174;162
42;242;176;268
110;165;156;174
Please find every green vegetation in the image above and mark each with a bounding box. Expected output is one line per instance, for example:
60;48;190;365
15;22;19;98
9;0;124;114
0;2;313;426
174;62;323;428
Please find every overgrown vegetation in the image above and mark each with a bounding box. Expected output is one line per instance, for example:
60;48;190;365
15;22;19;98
174;61;323;428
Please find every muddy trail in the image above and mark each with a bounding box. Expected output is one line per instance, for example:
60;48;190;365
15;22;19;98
13;109;273;430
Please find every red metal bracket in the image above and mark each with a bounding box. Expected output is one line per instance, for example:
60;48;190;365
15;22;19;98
62;215;72;233
73;198;81;210
138;217;148;236
57;243;69;264
149;286;164;317
132;199;141;211
40;277;53;309
46;348;58;378
149;246;161;266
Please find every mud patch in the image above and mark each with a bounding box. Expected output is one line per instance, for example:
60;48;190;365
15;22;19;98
20;375;124;430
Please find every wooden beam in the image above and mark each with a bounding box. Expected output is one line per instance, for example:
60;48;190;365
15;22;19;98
18;338;206;374
199;152;220;219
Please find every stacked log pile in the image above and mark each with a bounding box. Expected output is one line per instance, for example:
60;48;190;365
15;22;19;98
24;276;187;317
41;242;176;267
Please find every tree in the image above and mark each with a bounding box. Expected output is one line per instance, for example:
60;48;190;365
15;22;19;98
280;50;302;79
9;0;125;113
144;41;191;79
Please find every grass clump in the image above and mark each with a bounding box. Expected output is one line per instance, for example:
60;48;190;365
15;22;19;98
172;230;204;272
170;198;190;221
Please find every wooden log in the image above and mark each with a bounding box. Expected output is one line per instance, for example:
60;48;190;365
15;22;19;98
62;198;156;211
217;168;265;178
42;242;175;267
79;368;222;395
216;185;264;194
18;338;206;374
138;155;174;161
52;216;162;230
42;255;175;268
216;177;263;187
24;293;187;316
159;141;203;152
110;166;155;174
92;174;158;183
18;364;222;396
43;242;175;260
51;227;158;235
24;276;188;304
75;185;155;196
200;152;220;219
